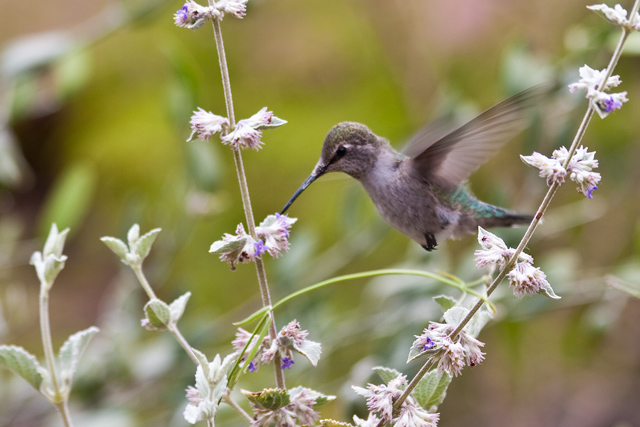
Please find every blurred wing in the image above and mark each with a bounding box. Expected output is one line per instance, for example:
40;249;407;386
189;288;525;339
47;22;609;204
408;84;549;185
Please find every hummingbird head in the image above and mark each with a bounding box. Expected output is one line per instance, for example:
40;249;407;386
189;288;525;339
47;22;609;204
281;122;382;214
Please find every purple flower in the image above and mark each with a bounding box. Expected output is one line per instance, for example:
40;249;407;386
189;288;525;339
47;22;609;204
173;1;211;30
603;95;622;113
586;185;598;199
423;337;435;351
175;6;189;26
281;357;295;370
256;213;297;258
412;321;485;377
254;240;268;257
248;361;257;372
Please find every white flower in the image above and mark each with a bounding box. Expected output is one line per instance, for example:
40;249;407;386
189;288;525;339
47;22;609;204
221;108;287;150
215;0;248;20
209;223;261;270
587;3;640;29
568;65;628;118
568;65;621;94
507;262;559;299
174;1;212;30
222;122;264;150
396;405;440;427
256;213;297;258
521;152;566;186
474;227;532;270
188;108;229;141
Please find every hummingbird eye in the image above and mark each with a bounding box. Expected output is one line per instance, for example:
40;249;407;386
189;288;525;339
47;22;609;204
335;145;347;159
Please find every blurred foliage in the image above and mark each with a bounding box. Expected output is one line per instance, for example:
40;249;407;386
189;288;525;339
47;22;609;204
1;0;640;426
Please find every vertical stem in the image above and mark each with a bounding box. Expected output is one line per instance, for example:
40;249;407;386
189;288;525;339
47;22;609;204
210;19;285;389
40;287;74;427
132;265;158;300
396;2;640;407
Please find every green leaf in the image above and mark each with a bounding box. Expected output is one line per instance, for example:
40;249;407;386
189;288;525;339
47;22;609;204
443;307;469;326
169;292;191;324
412;370;452;410
209;236;247;255
254;116;287;130
538;282;561;300
373;366;403;384
233;305;272;326
144;299;171;330
192;348;210;379
100;236;129;262
243;388;290;411
433;295;457;312
292;339;321;367
57;326;99;390
135;228;161;261
465;308;493;338
0;345;44;390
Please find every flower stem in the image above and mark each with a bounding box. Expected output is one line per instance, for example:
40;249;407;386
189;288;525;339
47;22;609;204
168;325;201;366
40;286;74;427
224;395;253;422
132;264;157;300
210;18;284;389
396;0;639;408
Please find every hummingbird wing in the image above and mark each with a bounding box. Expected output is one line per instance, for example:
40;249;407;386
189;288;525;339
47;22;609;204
407;84;548;186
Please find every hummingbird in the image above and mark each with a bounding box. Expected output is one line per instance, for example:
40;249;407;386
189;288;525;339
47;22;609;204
281;86;546;251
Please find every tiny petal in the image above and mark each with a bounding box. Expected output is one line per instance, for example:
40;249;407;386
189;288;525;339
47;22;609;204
521;152;566;186
396;405;440;427
215;0;248;19
281;357;295;369
188;108;229;141
507;262;553;298
423;337;435;351
248;361;257;372
587;4;630;27
222;122;264;150
592;91;628;118
254;240;268;257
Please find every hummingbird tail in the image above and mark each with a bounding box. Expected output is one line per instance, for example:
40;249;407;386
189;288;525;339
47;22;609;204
475;208;534;229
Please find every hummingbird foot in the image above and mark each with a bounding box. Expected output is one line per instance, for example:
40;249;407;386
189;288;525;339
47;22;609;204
421;232;438;252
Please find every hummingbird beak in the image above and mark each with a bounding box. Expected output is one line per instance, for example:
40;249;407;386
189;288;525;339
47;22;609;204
281;164;327;214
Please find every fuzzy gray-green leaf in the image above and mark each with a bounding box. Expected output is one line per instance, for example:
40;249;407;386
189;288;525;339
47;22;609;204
135;228;161;261
57;326;99;389
100;237;129;262
169;292;191;324
292;339;322;367
443;306;469;326
243;388;290;410
433;295;457;312
144;299;171;329
412;370;452;409
373;366;403;384
0;345;44;390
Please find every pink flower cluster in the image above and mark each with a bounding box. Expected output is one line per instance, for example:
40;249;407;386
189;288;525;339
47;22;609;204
474;227;559;299
521;145;601;198
210;214;296;270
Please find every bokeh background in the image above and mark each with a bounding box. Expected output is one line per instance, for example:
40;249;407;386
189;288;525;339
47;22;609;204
1;0;640;426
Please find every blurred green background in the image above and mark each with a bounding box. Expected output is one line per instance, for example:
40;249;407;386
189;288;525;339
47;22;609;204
1;0;640;426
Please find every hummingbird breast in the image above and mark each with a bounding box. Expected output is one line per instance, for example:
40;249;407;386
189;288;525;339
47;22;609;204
358;157;461;246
